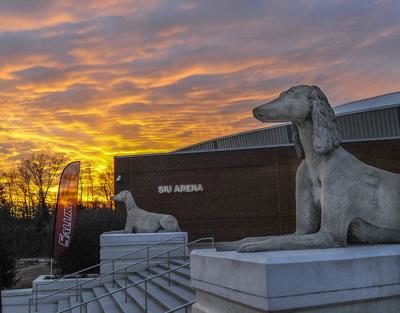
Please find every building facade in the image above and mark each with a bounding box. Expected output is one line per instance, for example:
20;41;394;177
114;92;400;241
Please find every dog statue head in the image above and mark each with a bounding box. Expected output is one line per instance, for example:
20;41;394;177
253;85;340;158
112;190;136;209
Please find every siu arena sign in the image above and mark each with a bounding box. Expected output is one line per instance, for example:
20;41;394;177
158;184;204;194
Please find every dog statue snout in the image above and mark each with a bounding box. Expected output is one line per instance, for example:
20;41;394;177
253;105;268;122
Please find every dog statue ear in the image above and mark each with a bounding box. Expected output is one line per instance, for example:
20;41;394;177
292;124;305;159
125;190;137;209
311;86;341;154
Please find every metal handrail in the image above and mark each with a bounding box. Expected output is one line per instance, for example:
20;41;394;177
57;262;192;313
30;235;186;312
40;235;185;284
164;300;196;313
29;237;214;312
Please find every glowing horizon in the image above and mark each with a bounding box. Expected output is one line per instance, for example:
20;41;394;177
1;0;400;174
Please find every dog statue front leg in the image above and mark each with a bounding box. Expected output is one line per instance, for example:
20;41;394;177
238;231;342;252
216;235;295;251
295;162;321;235
216;237;269;251
124;217;135;233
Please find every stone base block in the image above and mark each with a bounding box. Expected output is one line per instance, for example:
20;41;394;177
100;232;188;273
191;245;400;313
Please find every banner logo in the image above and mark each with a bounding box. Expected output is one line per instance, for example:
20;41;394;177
58;204;73;247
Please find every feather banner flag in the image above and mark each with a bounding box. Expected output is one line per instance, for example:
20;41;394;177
52;161;80;257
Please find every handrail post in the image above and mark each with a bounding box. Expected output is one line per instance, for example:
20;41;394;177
28;298;31;313
125;268;128;303
145;280;148;313
168;251;171;286
112;260;115;288
35;284;38;312
76;275;79;301
80;282;83;303
147;247;150;275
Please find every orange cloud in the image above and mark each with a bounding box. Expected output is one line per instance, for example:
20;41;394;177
0;0;399;181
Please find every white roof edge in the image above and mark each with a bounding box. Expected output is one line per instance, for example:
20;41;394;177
334;91;400;115
175;122;291;152
115;136;400;158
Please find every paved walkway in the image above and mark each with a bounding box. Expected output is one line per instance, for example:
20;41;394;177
13;259;50;289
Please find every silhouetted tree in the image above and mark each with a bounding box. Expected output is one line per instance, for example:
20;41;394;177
0;186;17;290
22;153;65;224
1;170;18;210
16;164;35;218
97;165;114;208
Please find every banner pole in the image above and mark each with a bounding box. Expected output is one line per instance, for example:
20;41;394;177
51;164;68;261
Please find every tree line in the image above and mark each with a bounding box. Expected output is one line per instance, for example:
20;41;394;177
0;152;118;290
1;153;115;221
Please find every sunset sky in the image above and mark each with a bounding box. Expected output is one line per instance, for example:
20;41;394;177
1;0;400;172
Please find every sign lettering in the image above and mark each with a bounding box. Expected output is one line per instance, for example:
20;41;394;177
158;184;204;194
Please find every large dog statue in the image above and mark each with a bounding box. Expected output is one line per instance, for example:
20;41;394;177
112;190;181;233
217;85;400;252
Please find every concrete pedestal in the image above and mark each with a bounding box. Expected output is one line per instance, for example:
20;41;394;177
190;245;400;313
100;232;188;273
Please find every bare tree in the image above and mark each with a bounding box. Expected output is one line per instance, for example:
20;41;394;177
22;153;65;224
16;164;35;218
0;182;6;206
79;161;96;208
86;162;95;208
1;170;18;210
75;161;97;209
97;165;114;208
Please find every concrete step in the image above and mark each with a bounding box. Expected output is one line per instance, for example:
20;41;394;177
1;288;32;305
128;272;182;310
114;278;165;313
92;287;122;313
20;298;59;313
68;295;85;313
81;290;102;313
57;298;71;312
103;282;145;313
107;280;146;313
169;259;189;267
148;267;192;292
6;303;58;313
135;271;194;303
156;263;191;280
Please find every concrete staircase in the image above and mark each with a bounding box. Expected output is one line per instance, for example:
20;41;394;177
2;234;214;313
40;259;193;313
2;259;194;313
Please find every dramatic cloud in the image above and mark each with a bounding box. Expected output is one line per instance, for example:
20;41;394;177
0;0;400;172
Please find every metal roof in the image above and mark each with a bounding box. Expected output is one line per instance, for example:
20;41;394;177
176;91;400;153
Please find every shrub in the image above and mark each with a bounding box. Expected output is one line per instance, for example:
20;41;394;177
0;206;17;289
54;208;124;274
14;217;53;258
